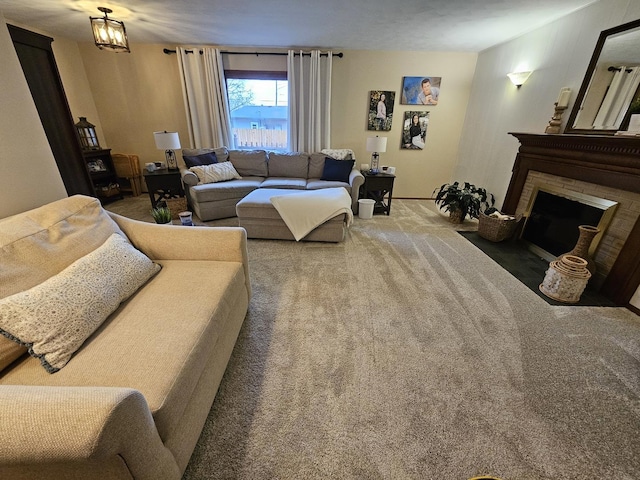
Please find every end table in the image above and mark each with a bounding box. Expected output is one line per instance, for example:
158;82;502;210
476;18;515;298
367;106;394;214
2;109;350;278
359;172;395;215
143;169;185;208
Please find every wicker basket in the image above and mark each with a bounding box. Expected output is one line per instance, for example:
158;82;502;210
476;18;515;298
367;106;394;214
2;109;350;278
164;197;188;220
96;182;120;198
477;212;519;242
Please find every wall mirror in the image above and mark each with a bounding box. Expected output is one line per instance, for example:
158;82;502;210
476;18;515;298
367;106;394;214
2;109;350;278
565;18;640;135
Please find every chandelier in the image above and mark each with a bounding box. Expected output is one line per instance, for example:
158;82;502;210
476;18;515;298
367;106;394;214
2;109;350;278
90;7;130;53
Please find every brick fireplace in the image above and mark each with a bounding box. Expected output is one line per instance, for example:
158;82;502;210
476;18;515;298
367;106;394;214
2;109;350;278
504;133;640;307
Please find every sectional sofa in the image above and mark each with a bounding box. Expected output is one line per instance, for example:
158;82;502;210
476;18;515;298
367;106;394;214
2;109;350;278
178;147;364;221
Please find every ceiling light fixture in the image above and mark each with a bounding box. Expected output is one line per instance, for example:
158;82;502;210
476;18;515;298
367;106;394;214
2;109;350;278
90;7;130;53
507;71;532;88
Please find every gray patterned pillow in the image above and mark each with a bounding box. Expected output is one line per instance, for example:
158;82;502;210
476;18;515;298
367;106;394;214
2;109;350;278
0;233;161;373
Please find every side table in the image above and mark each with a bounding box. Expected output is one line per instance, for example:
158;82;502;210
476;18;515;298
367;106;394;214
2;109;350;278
359;172;395;215
143;169;185;208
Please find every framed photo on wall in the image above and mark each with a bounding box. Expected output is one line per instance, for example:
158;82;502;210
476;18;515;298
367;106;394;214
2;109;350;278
401;111;429;150
401;77;441;105
367;90;395;131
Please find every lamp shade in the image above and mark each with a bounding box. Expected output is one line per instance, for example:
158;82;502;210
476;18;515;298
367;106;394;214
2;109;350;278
366;136;387;153
507;71;532;87
154;131;181;150
90;7;130;53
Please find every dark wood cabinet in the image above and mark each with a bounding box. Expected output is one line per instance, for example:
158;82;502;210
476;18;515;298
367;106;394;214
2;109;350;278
83;149;122;201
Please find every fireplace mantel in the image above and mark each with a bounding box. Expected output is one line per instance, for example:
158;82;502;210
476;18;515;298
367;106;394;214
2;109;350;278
503;133;640;307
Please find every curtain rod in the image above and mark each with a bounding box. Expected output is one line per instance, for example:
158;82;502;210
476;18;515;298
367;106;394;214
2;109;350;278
162;48;342;58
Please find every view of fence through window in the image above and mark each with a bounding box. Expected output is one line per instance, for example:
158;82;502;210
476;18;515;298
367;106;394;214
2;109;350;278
227;79;288;151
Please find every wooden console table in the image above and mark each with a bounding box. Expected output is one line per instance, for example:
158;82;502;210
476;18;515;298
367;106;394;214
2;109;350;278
505;133;640;307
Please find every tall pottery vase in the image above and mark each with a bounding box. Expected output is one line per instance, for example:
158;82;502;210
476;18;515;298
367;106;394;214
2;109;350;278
563;225;600;275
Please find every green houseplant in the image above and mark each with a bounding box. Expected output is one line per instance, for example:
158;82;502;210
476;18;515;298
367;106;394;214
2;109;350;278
150;206;172;224
433;181;495;223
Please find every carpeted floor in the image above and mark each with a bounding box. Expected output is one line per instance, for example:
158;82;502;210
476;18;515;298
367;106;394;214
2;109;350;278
107;196;640;479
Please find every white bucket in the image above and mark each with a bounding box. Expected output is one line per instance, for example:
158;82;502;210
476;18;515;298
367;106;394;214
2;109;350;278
358;199;375;219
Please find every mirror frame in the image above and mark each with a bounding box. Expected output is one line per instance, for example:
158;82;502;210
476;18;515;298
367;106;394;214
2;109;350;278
565;18;640;135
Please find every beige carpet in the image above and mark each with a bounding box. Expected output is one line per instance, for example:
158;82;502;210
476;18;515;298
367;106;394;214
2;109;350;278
107;196;640;479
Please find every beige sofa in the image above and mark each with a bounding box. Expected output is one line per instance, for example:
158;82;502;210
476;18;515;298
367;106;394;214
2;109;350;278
0;195;250;479
179;148;364;221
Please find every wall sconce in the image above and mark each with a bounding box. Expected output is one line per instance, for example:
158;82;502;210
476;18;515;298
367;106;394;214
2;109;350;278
507;71;532;88
366;136;387;174
90;7;130;53
154;131;181;170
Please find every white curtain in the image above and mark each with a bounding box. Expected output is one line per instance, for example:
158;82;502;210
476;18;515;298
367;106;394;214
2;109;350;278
176;47;232;148
287;50;332;152
593;66;640;129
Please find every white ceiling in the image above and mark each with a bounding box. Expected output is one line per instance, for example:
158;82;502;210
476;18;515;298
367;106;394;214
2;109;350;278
0;0;598;52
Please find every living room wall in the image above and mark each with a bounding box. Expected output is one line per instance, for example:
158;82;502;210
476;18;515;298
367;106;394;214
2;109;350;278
0;13;66;218
455;0;640;208
61;43;477;199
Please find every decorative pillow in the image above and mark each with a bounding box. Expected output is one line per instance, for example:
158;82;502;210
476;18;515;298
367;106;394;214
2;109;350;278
321;157;355;183
183;151;217;168
0;233;161;373
190;162;242;184
320;148;354;161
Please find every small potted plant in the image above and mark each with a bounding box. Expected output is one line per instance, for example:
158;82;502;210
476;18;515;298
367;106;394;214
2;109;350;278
150;206;172;224
433;181;495;223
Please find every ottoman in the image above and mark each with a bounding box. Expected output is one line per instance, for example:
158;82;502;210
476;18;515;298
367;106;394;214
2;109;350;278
236;189;348;242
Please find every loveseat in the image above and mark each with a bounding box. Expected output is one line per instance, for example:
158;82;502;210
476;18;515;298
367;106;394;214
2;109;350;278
0;195;251;479
179;147;364;221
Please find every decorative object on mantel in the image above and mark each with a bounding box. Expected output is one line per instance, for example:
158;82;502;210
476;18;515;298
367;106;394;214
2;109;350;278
433;181;495;224
153;131;181;170
90;7;130;53
545;87;571;134
477;210;519;242
562;224;600;275
540;254;592;303
74;117;101;150
507;71;532;88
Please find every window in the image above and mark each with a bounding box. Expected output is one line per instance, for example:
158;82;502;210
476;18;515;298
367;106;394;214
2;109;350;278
225;71;288;151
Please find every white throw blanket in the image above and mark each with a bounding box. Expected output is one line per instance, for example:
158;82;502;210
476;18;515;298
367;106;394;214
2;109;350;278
270;188;354;241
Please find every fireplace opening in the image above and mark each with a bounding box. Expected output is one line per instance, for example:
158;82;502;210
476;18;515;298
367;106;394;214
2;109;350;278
521;185;618;261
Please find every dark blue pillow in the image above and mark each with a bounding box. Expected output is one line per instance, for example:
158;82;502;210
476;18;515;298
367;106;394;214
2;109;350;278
321;157;354;183
183;151;217;168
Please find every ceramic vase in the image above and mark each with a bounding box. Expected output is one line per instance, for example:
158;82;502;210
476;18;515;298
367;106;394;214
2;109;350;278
564;225;599;274
540;254;592;303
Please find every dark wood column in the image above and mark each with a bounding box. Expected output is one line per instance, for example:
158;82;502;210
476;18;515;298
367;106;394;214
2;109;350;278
8;25;94;197
504;133;640;307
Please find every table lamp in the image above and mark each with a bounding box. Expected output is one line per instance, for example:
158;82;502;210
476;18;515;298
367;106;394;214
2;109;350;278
366;136;387;174
153;131;181;170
